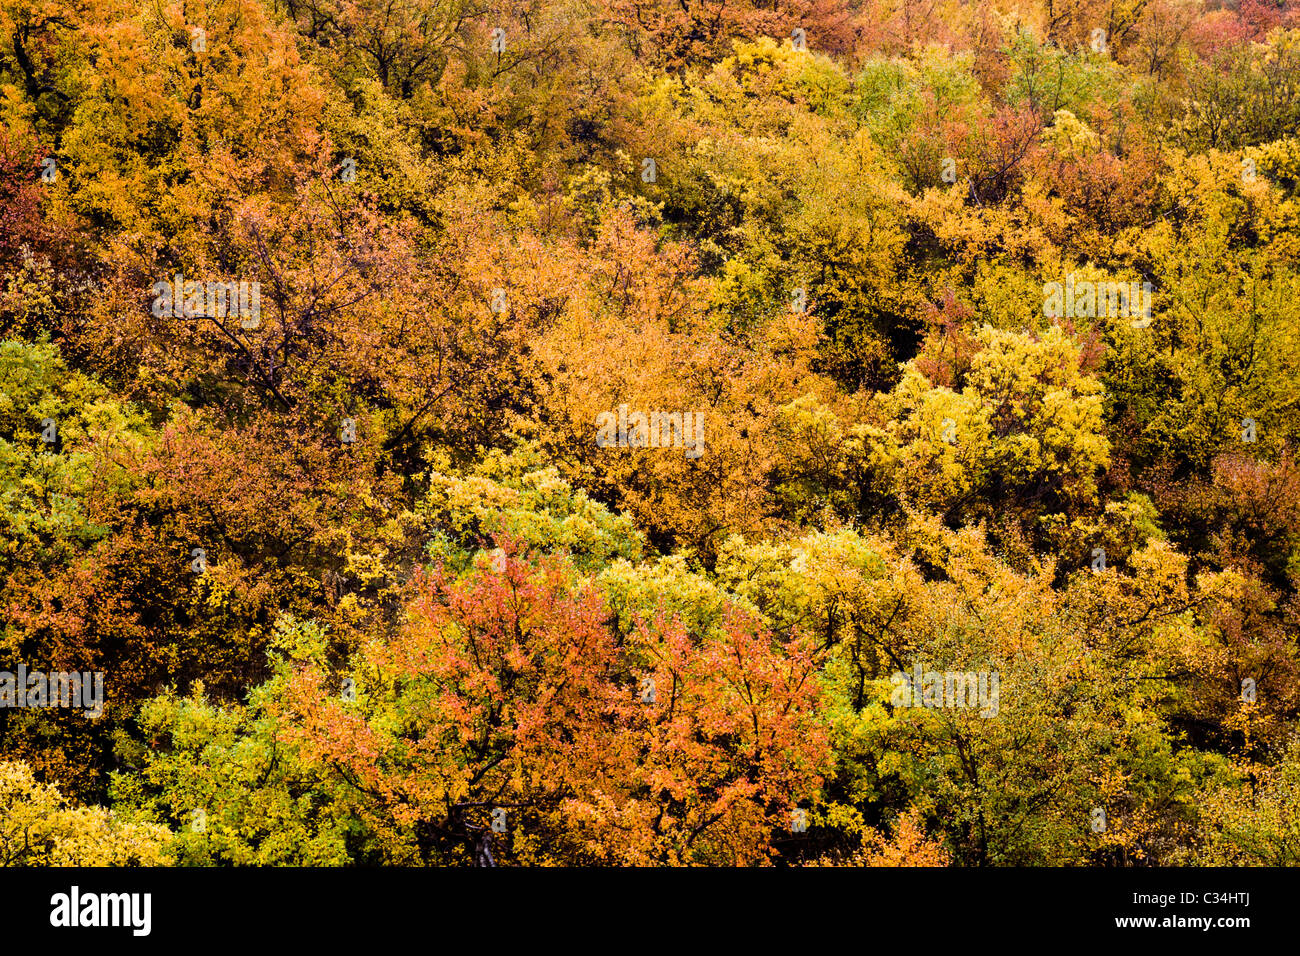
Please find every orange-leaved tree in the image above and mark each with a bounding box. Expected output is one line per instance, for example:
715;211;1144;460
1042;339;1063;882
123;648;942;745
268;543;832;864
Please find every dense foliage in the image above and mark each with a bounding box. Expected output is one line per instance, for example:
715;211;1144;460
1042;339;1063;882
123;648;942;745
2;0;1299;866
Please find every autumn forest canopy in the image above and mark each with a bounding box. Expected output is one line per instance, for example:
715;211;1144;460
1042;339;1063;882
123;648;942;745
2;0;1300;867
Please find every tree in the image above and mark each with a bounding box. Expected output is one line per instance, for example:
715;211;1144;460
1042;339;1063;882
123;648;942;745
265;545;831;864
0;759;171;865
1192;737;1300;865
